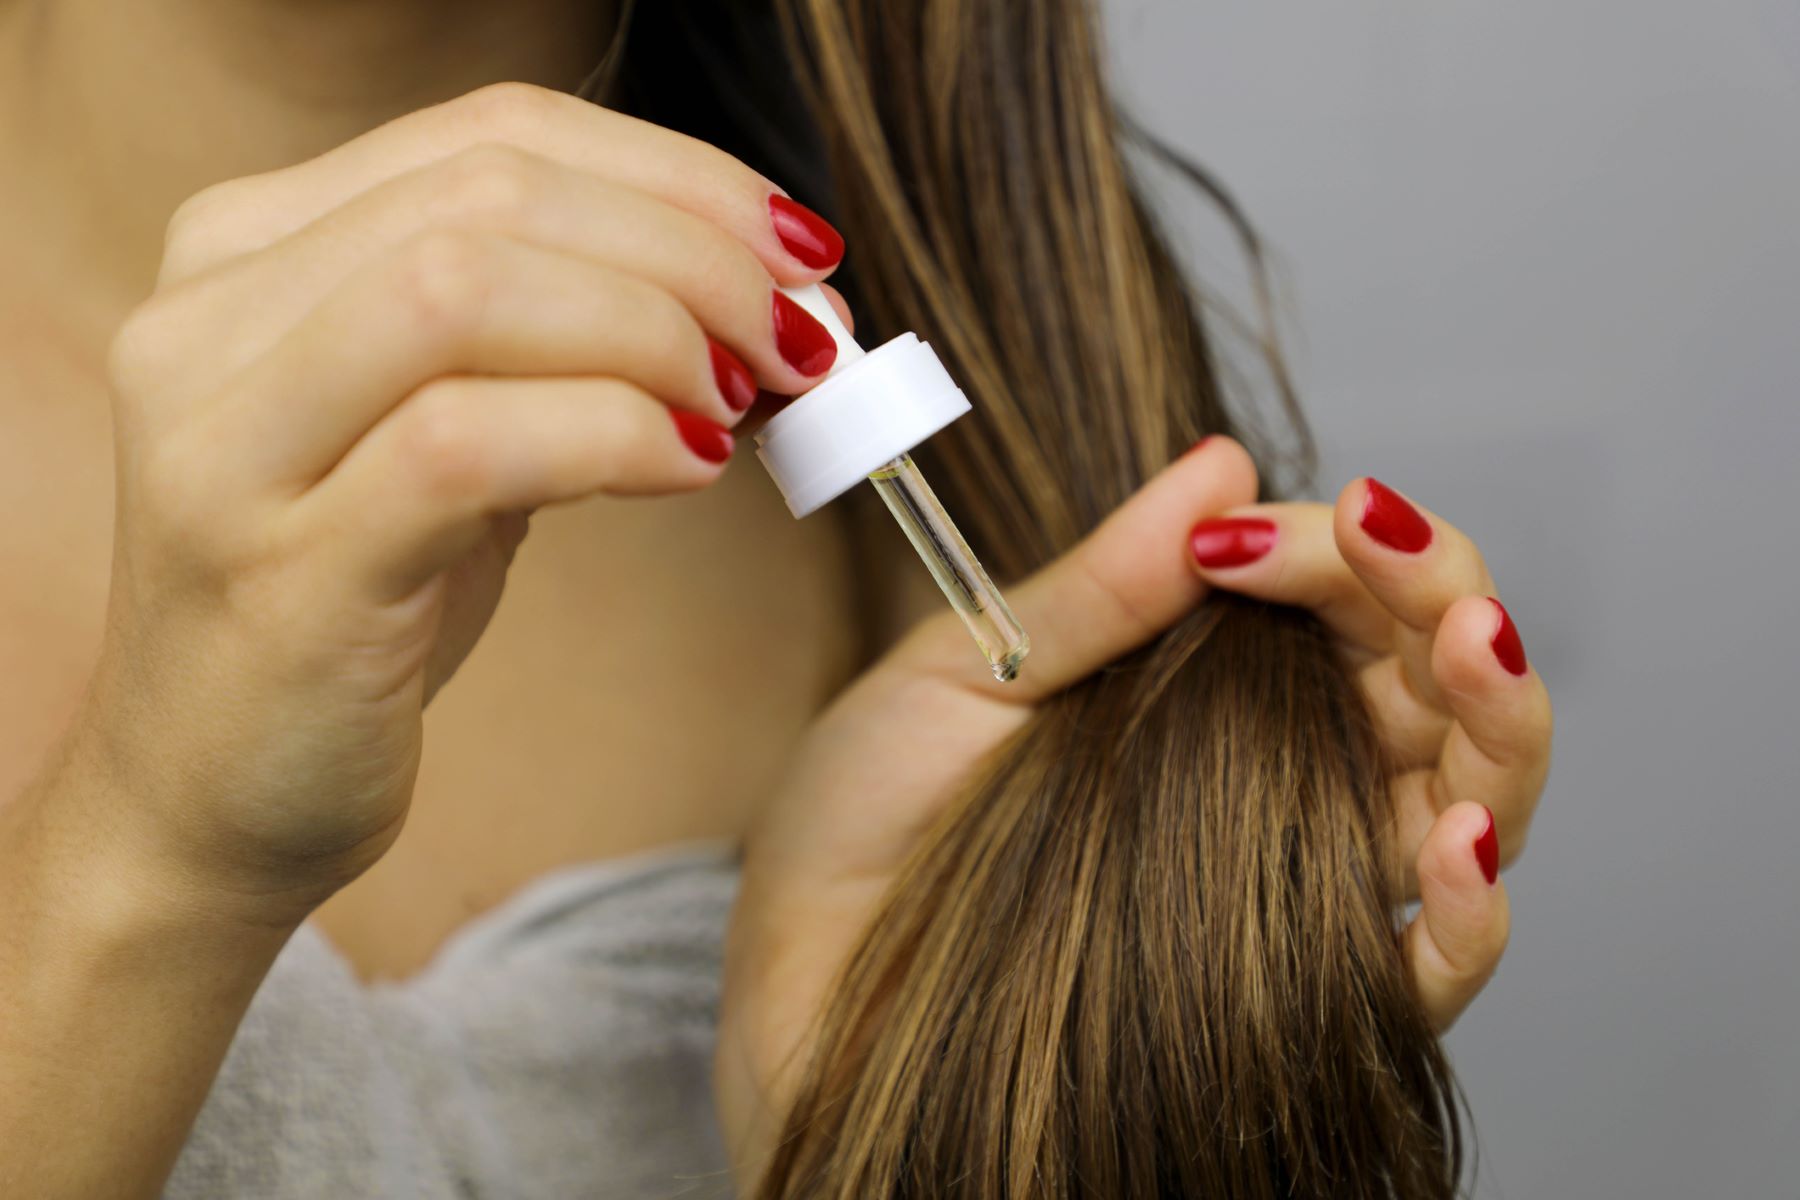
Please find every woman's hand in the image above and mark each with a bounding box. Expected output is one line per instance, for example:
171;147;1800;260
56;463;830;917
717;439;1552;1176
64;82;848;914
1186;473;1552;1023
0;82;851;1200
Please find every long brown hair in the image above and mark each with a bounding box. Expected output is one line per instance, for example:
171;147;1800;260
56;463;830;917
626;1;1464;1194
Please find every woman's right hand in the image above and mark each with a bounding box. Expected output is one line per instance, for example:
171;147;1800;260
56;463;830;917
69;82;846;918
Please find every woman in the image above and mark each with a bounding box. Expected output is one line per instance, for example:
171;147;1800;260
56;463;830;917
0;0;1550;1196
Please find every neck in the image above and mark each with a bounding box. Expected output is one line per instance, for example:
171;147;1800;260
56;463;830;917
0;0;613;321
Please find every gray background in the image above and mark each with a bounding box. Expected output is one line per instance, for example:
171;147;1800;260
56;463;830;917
1103;2;1800;1196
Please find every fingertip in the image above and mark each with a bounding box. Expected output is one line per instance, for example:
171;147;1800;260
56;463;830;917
771;290;840;381
1434;594;1516;690
1332;478;1370;561
670;407;736;467
1409;800;1511;1028
1337;476;1434;557
1172;434;1258;505
1169;442;1263;584
708;338;759;416
1332;475;1368;527
1418;800;1500;890
1188;508;1278;573
767;193;846;278
1474;805;1500;885
1486;597;1530;676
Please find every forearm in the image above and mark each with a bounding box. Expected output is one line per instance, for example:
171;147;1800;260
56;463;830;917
0;742;301;1199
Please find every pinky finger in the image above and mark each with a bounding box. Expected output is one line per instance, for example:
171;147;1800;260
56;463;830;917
304;375;732;600
1403;801;1512;1032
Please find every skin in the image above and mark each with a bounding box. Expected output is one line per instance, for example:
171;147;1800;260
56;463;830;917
0;2;1551;1197
0;0;875;979
717;441;1551;1187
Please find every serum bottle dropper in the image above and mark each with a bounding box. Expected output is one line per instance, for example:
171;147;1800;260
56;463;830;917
755;286;1030;683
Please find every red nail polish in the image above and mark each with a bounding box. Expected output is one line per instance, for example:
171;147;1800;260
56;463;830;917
1189;516;1277;569
671;409;733;464
769;195;845;270
1474;807;1500;885
1487;597;1528;676
708;339;757;412
772;292;838;377
1186;435;1215;456
1360;478;1433;553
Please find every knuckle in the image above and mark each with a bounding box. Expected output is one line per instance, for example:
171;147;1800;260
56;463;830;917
391;231;495;337
106;300;181;394
454;81;562;139
632;279;707;365
134;432;204;525
660;294;708;361
134;428;257;570
676;220;759;305
394;382;493;498
690;141;776;213
681;226;769;316
438;143;539;226
162;180;251;275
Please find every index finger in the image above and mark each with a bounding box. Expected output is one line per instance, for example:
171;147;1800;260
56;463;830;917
894;437;1260;702
162;83;839;286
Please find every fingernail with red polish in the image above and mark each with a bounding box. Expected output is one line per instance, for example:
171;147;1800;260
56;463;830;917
671;409;733;464
1186;435;1214;456
1360;478;1433;553
1189;516;1277;569
769;195;845;271
772;291;838;377
709;339;757;412
1474;807;1500;885
1487;597;1528;676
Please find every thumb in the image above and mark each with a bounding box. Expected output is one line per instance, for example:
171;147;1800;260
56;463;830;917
894;436;1259;701
1404;801;1513;1031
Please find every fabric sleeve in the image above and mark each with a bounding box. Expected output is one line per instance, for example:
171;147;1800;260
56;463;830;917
167;850;739;1200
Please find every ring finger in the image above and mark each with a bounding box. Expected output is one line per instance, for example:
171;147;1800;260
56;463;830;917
1333;478;1495;713
196;230;734;488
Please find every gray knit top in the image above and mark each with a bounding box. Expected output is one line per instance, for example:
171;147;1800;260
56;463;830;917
165;845;741;1200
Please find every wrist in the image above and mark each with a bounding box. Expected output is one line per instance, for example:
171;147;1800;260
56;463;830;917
9;723;323;951
60;667;394;924
0;792;296;1068
0;742;302;1200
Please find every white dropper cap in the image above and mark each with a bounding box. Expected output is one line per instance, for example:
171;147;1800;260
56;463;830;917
754;285;972;518
752;285;1029;683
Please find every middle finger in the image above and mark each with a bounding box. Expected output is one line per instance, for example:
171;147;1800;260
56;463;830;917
148;146;838;401
1332;478;1496;714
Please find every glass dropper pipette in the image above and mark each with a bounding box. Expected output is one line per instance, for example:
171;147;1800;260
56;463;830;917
867;454;1029;682
754;286;1029;682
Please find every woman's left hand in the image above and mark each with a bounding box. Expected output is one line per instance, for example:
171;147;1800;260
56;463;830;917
715;437;1552;1176
1185;469;1552;1027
